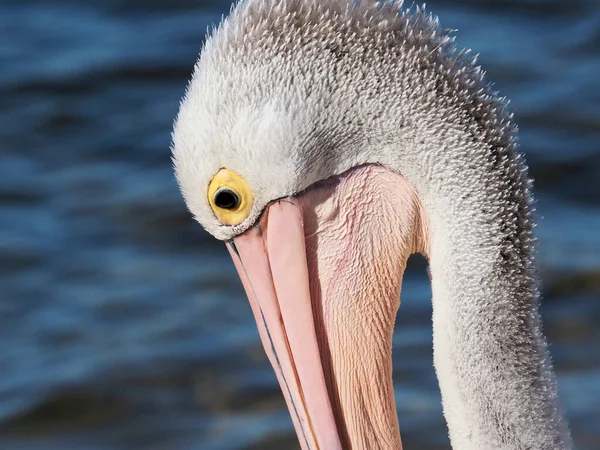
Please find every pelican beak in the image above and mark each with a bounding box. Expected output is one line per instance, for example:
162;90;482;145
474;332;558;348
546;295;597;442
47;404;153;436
226;166;417;449
227;199;344;450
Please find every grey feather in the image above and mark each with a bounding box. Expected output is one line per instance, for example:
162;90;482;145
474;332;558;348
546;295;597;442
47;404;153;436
172;1;573;448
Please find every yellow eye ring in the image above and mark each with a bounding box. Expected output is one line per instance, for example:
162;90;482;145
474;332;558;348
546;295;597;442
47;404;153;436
208;169;253;225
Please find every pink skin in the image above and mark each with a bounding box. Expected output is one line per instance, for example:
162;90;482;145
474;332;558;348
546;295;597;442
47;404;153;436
227;165;429;449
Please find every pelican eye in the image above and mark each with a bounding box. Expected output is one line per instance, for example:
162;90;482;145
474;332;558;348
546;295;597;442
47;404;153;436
208;169;253;225
214;188;240;210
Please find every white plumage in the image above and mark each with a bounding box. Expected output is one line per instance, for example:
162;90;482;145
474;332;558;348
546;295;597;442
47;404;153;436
172;1;572;448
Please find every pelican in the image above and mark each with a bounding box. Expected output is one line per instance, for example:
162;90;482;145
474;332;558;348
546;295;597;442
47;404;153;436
171;0;572;448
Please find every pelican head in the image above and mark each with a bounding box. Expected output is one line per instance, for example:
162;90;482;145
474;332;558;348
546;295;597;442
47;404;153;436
172;1;572;448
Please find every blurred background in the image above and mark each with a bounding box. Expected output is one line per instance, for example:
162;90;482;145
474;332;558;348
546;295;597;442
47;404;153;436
1;0;599;448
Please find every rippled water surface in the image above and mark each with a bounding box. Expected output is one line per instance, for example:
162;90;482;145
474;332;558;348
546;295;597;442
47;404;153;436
1;0;599;448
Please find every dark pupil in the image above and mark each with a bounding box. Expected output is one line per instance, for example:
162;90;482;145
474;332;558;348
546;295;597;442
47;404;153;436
214;189;239;210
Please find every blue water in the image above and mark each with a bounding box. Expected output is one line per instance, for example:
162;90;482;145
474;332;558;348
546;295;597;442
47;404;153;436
1;0;599;448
